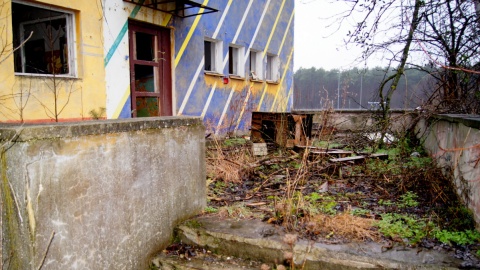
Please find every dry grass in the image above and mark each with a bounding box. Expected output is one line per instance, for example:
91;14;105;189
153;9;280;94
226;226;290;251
305;212;380;242
216;202;261;219
206;138;254;183
207;157;244;183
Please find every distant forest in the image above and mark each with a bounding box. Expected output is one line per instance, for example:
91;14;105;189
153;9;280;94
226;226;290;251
293;67;433;111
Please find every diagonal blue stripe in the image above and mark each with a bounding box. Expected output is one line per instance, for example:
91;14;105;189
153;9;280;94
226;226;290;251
104;0;145;67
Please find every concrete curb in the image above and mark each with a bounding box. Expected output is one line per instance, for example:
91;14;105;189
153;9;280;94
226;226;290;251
175;216;461;270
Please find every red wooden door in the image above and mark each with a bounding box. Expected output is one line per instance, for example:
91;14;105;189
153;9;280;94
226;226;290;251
128;20;172;117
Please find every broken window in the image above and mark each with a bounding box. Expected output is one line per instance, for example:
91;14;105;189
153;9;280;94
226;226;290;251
204;38;222;73
266;54;279;82
12;1;76;76
249;50;262;80
228;45;244;77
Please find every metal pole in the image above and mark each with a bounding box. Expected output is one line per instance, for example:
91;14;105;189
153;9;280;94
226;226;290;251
360;72;363;109
337;71;340;109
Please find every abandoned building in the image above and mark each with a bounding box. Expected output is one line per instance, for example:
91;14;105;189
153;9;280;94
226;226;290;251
0;0;295;135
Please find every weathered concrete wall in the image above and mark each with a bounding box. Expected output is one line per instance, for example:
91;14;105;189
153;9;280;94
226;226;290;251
416;114;480;227
0;117;206;269
305;110;415;132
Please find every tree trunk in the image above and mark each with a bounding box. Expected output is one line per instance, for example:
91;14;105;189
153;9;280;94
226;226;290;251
378;0;423;146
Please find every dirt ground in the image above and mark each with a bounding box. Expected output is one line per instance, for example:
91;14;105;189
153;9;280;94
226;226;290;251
202;132;480;269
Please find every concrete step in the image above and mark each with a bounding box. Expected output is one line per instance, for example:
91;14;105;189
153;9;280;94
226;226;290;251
156;216;464;270
151;252;265;270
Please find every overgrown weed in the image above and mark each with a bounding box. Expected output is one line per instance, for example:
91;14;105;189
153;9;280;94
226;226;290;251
206;136;254;183
204;124;480;252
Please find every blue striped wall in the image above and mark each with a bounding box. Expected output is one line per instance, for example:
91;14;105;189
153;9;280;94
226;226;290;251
114;0;294;135
171;0;294;135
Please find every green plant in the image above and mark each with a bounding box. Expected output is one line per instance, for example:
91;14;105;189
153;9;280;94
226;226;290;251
303;193;337;215
397;191;419;208
405;157;432;169
184;219;203;228
434;229;480;245
305;192;321;202
270;164;280;170
313;140;343;149
213;181;226;193
378;199;394;207
376;147;401;159
204;206;218;214
317;201;337;215
89;107;106;120
289;161;302;169
375;213;433;244
366;159;401;176
351;208;371;217
218;203;259;219
223;138;247;146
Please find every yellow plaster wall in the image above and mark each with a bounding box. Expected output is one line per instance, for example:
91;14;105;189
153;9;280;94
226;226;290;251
0;0;106;123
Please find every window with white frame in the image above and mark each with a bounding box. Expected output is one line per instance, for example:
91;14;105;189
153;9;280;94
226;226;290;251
12;1;76;76
249;50;262;80
204;38;222;73
266;54;280;82
228;45;244;77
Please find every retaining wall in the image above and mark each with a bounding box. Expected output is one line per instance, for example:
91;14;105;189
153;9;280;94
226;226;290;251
300;110;415;133
0;117;206;269
416;114;480;227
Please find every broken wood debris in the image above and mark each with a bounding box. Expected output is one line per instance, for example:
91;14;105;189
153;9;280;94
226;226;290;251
329;153;389;164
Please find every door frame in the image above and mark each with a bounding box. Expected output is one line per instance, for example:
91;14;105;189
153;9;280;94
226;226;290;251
128;20;172;117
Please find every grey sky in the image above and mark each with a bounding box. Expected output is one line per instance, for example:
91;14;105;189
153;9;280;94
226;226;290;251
294;0;366;71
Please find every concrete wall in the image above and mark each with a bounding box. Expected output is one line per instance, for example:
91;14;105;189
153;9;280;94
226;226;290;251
307;110;415;133
416;114;480;227
0;117;206;269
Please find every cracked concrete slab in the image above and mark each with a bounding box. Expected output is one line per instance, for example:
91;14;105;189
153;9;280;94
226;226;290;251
167;216;463;270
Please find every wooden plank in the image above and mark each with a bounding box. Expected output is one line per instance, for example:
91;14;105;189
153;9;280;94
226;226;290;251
330;156;366;163
330;153;389;163
311;150;353;154
370;153;389;160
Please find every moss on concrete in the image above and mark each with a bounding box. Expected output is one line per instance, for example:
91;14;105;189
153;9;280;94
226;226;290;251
1;150;24;269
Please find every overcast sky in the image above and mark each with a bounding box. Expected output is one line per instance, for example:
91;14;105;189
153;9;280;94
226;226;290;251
294;0;366;71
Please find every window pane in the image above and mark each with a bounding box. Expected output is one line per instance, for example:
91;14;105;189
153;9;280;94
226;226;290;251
136;97;159;117
134;65;156;92
23;18;68;74
204;41;213;71
249;51;256;73
229;46;238;75
12;3;72;75
266;55;273;80
135;32;155;61
228;47;233;74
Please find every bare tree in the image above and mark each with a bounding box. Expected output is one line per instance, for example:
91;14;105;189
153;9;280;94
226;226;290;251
338;0;480;137
416;0;480;113
337;0;424;143
376;0;422;140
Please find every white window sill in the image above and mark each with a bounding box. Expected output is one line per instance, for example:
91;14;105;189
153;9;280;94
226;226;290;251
229;75;245;80
204;71;224;77
15;72;78;79
266;79;280;85
249;78;264;83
